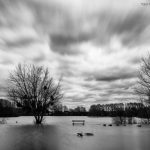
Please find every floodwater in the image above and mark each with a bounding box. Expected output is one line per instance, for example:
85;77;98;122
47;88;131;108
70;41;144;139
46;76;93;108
0;116;150;150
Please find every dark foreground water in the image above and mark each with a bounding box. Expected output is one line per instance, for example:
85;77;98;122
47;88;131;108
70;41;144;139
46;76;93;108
0;116;150;150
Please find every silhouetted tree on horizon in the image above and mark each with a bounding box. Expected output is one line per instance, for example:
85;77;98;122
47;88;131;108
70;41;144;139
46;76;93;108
135;55;150;123
7;64;63;124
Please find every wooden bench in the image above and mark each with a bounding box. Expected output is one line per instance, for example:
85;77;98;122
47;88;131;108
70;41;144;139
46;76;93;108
72;120;85;126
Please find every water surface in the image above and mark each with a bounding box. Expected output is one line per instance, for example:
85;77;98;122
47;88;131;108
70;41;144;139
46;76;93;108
0;116;150;150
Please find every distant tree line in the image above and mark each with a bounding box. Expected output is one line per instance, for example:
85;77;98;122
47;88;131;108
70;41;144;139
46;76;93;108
0;99;149;123
52;103;150;122
0;102;19;117
51;105;87;116
88;103;150;124
0;100;149;119
89;103;147;117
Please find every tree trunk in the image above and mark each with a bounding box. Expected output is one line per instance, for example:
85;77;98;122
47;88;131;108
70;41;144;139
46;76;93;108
34;115;43;124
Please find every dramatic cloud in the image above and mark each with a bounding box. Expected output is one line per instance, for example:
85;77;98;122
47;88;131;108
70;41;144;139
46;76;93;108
0;0;150;108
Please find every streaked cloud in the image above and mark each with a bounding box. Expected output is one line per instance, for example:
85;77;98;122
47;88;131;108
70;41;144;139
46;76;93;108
0;0;150;108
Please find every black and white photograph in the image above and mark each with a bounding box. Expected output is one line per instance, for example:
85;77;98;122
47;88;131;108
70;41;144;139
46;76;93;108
0;0;150;150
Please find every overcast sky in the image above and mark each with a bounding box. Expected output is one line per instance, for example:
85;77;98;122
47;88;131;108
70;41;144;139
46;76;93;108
0;0;150;108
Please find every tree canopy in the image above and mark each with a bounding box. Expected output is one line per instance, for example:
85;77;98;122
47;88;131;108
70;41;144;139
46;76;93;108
135;55;150;104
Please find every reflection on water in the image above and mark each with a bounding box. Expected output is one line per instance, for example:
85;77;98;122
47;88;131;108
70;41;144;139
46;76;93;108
0;116;150;150
0;125;60;150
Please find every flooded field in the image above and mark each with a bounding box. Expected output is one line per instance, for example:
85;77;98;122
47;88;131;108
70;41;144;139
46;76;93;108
0;116;150;150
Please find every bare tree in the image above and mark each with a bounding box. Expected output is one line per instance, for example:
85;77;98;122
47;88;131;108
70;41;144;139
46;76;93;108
135;55;150;102
7;64;63;124
135;55;150;123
